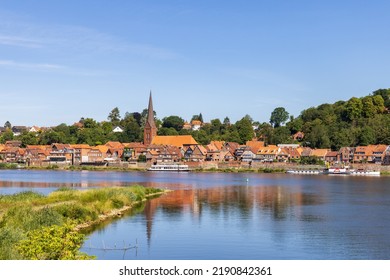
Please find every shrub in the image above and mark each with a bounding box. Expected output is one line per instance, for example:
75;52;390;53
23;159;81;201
17;223;93;260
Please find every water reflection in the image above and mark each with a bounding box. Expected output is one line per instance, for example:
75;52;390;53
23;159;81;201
140;185;324;244
1;170;389;259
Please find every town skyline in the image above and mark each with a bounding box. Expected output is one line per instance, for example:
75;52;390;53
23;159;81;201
1;1;390;126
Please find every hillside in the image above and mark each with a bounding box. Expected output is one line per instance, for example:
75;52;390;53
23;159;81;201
1;89;389;149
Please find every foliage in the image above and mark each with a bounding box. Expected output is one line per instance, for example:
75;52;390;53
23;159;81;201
108;107;121;124
0;128;14;143
6;88;390;149
162;115;185;131
138;154;147;162
300;156;325;165
17;223;91;260
0;186;162;260
270;107;289;128
236;117;254;143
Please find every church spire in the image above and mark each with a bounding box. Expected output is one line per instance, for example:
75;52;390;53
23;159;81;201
147;91;156;129
144;91;157;145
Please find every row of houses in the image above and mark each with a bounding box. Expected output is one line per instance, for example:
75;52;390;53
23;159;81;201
182;142;390;165
1;139;390;166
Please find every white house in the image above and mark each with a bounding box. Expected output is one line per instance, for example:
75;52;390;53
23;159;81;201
112;126;124;133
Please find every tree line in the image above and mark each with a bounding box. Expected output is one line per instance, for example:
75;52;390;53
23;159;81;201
1;88;390;149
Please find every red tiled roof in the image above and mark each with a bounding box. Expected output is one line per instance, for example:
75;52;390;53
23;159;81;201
151;135;198;148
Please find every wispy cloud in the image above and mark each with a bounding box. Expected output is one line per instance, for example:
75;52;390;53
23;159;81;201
0;14;178;60
0;35;42;48
0;59;65;71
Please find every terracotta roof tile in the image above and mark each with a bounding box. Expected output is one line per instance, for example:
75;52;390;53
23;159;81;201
151;135;198;148
311;149;330;157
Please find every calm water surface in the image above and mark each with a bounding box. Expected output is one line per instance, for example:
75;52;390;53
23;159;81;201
1;169;389;260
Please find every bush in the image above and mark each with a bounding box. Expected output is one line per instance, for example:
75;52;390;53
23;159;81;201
17;223;93;260
53;204;97;222
0;227;23;260
0;206;63;232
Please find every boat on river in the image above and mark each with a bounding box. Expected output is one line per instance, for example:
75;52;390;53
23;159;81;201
147;164;190;172
323;166;380;176
286;170;322;175
323;167;349;175
287;166;381;176
349;169;380;176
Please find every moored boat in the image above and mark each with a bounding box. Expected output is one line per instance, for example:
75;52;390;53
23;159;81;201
147;164;190;172
349;169;380;176
323;167;349;175
286;170;322;175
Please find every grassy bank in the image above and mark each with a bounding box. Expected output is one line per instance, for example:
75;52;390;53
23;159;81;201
0;186;165;260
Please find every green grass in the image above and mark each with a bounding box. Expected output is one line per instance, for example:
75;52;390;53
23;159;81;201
0;163;19;169
0;185;165;260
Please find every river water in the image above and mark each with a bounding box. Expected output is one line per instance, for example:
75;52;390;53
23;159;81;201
0;169;389;260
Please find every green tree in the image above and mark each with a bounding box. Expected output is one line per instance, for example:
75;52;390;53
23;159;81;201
236;117;254;144
191;130;210;145
4;121;12;129
304;120;331;148
38;130;64;145
108;107;121;125
222;129;241;143
162;116;185;131
83;118;99;129
119;116;142;142
19;132;38;147
270;107;289;128
346;97;363;121
158;127;179;136
372;95;386;113
256;122;274;145
0;128;14;143
372;88;390;108
272;126;292;144
362;96;376;118
286;116;303;134
210;119;222;135
357;126;376;146
223;117;231;127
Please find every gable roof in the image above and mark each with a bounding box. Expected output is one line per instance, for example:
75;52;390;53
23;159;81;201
193;145;207;155
70;144;91;149
325;151;339;157
96;145;109;154
372;144;388;153
151;135;198;148
311;149;330;157
246;140;265;153
210;141;225;150
105;141;124;149
257;145;279;155
206;143;219;152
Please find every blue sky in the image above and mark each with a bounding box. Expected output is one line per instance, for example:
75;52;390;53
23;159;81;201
1;1;389;126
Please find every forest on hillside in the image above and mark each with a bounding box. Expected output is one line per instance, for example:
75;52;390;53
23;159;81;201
1;89;390;150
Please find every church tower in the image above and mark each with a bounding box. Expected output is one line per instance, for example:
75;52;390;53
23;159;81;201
144;91;157;145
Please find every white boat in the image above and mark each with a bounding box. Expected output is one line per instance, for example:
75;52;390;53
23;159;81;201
349;169;380;176
147;164;190;172
286;170;322;175
323;167;349;175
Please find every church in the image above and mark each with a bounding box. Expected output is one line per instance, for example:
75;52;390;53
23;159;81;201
143;92;198;148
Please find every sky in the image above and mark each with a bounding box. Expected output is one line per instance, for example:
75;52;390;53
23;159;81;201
1;0;390;127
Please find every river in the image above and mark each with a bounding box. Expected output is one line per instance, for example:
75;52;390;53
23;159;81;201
0;169;389;260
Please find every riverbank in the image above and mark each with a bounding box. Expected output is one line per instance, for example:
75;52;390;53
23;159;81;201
0;186;166;260
1;162;390;175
